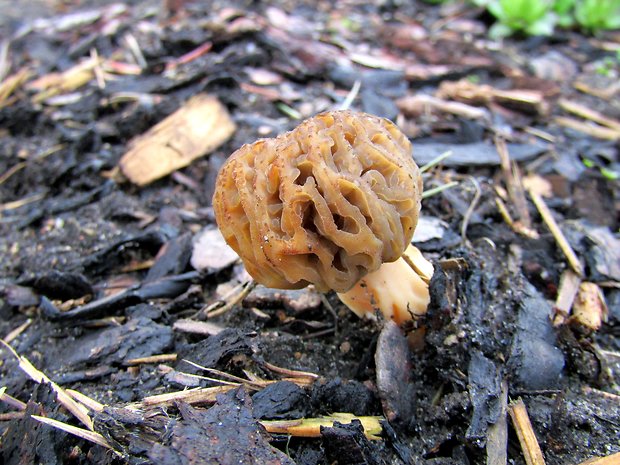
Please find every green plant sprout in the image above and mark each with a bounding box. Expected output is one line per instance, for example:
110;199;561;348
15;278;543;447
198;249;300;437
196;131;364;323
553;0;576;27
574;0;620;32
486;0;557;38
473;0;620;38
582;158;620;181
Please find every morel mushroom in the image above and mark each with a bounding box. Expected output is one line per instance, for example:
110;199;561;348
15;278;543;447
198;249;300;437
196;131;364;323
213;110;432;324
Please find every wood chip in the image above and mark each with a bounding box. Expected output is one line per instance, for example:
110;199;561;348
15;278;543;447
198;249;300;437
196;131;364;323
191;227;239;271
486;380;508;465
508;399;546;465
173;319;225;336
396;94;490;120
119;94;236;186
553;269;582;326
437;79;548;115
570;282;608;331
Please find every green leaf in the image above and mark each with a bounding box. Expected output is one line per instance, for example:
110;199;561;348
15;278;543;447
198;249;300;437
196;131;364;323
526;13;557;35
601;167;619;180
605;14;620;29
488;1;508;20
553;0;575;14
489;22;516;38
582;158;595;168
575;0;620;31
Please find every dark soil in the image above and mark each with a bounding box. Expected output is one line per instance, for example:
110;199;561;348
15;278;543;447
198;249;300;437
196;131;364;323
1;1;619;464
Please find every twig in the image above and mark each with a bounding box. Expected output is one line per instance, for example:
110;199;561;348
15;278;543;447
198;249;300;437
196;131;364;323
554;116;620;141
494;188;539;239
66;389;105;413
581;386;620;402
31;415;114;451
124;353;178;366
182;361;264;386
173;319;225;336
3;319;32;344
495;196;514;228
529;191;583;276
90;48;106;89
198;280;256;319
0;68;32;108
320;294;338;335
0;339;94;430
460;176;481;243
339;79;361;111
123;33;147;69
260;360;319;381
28;57;99;103
558;99;620;132
141;385;234;407
524;126;556;143
0;39;10;82
0;161;26;186
276;102;302;120
166;41;213;71
168;371;244;388
420;150;453;173
497;137;532;230
573;80;620;100
508;399;546;465
0;412;25;421
421;181;458;199
261;413;383;440
0;387;27;411
0;191;47;212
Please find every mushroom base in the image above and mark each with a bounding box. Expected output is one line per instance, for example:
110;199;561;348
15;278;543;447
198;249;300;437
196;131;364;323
336;245;433;325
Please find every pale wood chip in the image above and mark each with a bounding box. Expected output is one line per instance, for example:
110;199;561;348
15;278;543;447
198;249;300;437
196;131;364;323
553;270;582;326
570;282;608;331
119;94;236;186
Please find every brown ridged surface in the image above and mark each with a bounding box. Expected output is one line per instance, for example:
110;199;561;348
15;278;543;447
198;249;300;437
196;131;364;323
213;110;422;293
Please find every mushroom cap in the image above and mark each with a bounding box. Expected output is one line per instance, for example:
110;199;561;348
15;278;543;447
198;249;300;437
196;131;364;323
213;110;422;293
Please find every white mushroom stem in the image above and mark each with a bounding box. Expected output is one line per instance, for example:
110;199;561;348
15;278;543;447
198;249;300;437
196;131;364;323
337;245;434;325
